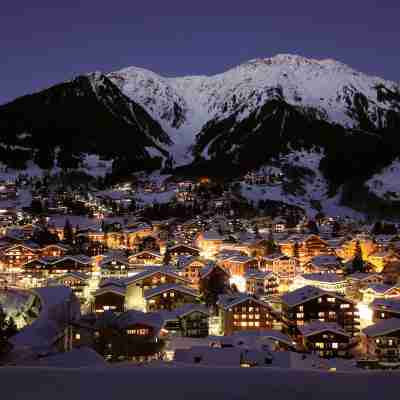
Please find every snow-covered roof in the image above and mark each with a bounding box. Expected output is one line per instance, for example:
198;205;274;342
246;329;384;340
144;284;200;300
10;286;80;351
245;271;276;280
347;272;382;282
281;285;340;307
231;329;293;347
199;263;229;279
124;267;188;286
363;318;400;338
361;283;399;294
299;273;346;284
308;255;342;267
22;347;107;368
371;298;400;314
217;293;270;310
299;321;349;338
115;310;164;331
94;285;126;297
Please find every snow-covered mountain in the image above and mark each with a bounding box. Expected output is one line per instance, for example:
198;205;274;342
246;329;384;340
1;54;400;217
108;54;400;163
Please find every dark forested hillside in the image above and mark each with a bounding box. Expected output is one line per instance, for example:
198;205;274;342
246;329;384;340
0;73;171;173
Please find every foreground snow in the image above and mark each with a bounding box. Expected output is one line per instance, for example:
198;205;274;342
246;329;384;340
1;364;399;400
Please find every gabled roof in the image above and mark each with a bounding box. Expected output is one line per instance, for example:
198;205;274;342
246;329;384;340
245;271;277;280
53;271;90;282
123;267;189;286
363;318;400;338
347;272;382;282
128;250;162;259
299;321;349;338
144;284;200;300
115;310;163;331
299;273;346;284
169;243;200;253
99;254;130;267
200;263;230;279
361;283;400;295
371;298;400;314
217;293;271;311
94;285;126;297
281;285;352;307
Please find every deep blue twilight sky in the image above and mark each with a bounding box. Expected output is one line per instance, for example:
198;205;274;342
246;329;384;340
1;1;399;104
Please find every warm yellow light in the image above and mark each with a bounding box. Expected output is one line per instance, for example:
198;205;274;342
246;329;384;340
230;275;246;292
357;302;373;328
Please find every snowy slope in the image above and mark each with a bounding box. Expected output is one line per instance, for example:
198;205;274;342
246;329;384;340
240;150;364;218
108;54;400;164
366;160;400;201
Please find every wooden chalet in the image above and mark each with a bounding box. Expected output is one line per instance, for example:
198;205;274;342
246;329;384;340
93;281;127;313
144;284;200;312
299;321;351;358
245;271;279;297
128;250;163;266
371;299;400;322
281;286;359;336
217;294;279;336
124;268;191;311
362;318;400;361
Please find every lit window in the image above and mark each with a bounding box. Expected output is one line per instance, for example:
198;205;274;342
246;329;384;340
75;333;81;340
316;342;324;349
381;312;385;318
241;322;248;327
248;314;254;319
248;322;254;327
388;340;394;346
255;314;260;320
163;293;168;298
234;314;239;320
340;304;350;309
332;343;338;349
242;314;247;319
329;311;336;318
296;313;304;319
327;298;336;303
254;322;260;327
249;307;254;312
170;292;175;297
318;312;325;317
318;298;322;303
299;306;304;312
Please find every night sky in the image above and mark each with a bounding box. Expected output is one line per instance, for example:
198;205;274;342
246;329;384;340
1;1;399;104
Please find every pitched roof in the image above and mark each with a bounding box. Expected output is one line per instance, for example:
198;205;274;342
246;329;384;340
123;267;189;286
200;263;230;279
361;283;400;295
94;285;126;297
217;293;271;310
363;318;400;338
299;273;346;284
299;321;349;338
371;298;400;314
144;284;200;300
281;285;352;307
115;310;164;331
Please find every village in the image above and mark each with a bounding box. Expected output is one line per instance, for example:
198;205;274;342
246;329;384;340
0;172;400;370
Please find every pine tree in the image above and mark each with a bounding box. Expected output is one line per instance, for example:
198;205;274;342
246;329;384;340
352;241;364;273
63;219;74;245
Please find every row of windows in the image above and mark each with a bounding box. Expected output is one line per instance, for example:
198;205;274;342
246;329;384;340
233;321;261;327
127;328;149;336
234;314;261;320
